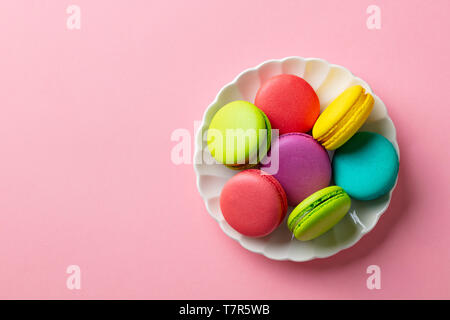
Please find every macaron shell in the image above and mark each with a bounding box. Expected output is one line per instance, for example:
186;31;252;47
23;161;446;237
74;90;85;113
255;74;320;134
312;85;374;150
261;133;331;206
225;110;271;170
287;185;343;229
293;190;351;241
322;93;374;150
207;100;270;167
220;169;288;237
313;85;365;138
333;131;399;200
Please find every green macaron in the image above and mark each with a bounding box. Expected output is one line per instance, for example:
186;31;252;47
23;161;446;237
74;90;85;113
207;100;271;169
287;186;351;241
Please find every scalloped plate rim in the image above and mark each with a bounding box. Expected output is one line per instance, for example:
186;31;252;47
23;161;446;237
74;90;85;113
193;56;399;262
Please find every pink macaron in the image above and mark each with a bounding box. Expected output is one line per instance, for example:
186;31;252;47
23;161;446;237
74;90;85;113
261;133;331;206
255;74;320;134
220;169;288;238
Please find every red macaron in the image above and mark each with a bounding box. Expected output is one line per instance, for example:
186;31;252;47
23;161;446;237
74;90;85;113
255;74;320;134
220;169;288;238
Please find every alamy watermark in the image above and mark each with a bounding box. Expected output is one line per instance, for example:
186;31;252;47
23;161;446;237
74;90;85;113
366;265;381;290
66;265;81;290
66;5;81;30
170;121;280;174
366;5;381;30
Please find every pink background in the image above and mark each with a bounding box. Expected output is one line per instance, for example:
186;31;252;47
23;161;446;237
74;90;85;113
0;0;449;299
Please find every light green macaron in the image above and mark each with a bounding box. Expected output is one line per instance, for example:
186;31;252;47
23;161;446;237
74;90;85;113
207;100;271;169
287;186;351;241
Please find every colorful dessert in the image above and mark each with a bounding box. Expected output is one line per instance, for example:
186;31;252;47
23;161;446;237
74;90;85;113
220;169;288;237
207;100;271;169
312;85;374;150
261;133;331;206
207;70;398;243
332;131;399;200
287;186;351;241
255;74;320;134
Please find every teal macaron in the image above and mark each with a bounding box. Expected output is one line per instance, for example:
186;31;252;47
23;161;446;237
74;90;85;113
332;131;399;200
287;186;351;241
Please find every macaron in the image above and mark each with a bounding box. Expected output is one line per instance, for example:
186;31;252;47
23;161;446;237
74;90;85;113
255;74;320;134
287;186;351;241
312;85;374;150
220;169;288;238
261;133;331;206
207;100;271;169
333;131;399;200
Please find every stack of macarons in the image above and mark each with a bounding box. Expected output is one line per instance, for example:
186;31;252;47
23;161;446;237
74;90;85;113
207;74;399;241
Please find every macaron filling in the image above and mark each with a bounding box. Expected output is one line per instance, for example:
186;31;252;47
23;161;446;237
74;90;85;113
288;189;346;232
317;92;371;148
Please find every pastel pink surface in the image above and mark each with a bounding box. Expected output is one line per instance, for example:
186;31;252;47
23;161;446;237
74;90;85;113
255;74;320;134
220;169;287;237
0;0;449;299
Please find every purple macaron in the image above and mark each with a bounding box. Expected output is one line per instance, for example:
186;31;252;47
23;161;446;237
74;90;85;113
261;133;331;206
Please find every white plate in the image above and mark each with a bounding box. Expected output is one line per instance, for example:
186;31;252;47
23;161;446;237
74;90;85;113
194;57;399;262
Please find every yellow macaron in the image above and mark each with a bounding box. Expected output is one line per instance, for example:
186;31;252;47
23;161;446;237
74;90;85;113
312;85;374;150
